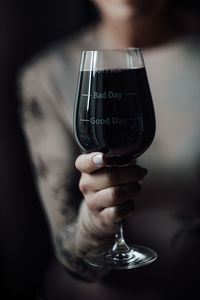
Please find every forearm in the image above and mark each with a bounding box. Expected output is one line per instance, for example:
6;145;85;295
54;202;109;282
18;68;109;281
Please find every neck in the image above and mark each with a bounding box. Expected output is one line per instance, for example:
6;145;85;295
97;14;182;49
97;18;135;48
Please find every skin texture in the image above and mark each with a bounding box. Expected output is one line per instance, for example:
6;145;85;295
73;0;170;258
74;0;192;248
92;0;176;48
20;0;200;283
72;0;170;267
74;152;147;245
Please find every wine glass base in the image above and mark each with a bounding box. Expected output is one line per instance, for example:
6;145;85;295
84;244;157;270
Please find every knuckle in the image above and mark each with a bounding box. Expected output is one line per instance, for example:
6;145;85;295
96;217;107;230
115;201;135;220
85;197;95;211
79;176;88;195
127;166;139;180
134;166;147;179
135;181;142;191
114;206;124;220
132;182;142;194
106;167;115;183
108;187;119;203
109;206;121;221
75;157;81;171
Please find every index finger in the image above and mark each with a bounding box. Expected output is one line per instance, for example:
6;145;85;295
75;152;106;173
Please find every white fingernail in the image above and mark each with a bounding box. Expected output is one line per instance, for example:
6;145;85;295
93;154;104;165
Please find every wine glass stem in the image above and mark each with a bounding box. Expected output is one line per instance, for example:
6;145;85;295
112;221;130;253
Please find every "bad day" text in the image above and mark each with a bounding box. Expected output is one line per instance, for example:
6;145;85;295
93;91;122;100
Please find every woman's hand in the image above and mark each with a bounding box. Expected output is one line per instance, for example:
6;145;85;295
74;152;147;256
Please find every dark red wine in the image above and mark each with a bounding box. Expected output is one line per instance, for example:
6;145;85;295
74;68;155;165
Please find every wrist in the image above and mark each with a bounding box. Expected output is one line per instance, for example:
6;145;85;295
74;201;114;257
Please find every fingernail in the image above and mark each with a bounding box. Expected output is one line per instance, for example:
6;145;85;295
93;154;104;165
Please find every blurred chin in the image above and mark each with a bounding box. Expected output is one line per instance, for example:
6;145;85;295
93;0;158;21
105;3;139;20
97;0;152;21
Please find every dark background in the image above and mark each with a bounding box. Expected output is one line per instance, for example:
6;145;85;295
0;0;97;298
0;0;200;299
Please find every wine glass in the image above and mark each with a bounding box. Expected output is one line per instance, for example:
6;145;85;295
74;49;157;269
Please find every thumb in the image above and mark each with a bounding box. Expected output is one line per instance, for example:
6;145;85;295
75;152;106;173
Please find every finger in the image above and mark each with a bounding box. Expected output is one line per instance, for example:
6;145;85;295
83;165;147;191
100;200;135;224
113;159;137;167
87;182;142;212
129;159;137;166
75;152;106;173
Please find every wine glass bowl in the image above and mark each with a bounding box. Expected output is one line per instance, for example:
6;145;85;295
74;49;157;269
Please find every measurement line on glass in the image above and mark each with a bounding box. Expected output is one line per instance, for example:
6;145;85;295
81;92;139;96
80;118;139;122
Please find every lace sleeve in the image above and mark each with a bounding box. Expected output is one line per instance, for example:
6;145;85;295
17;63;103;281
